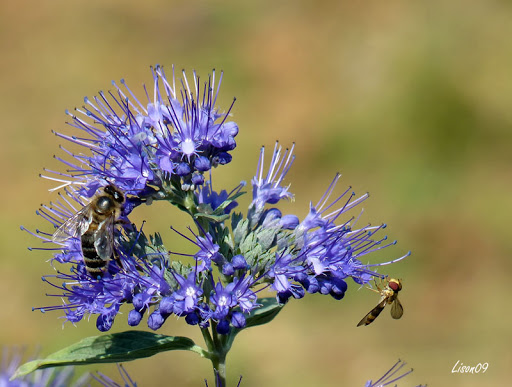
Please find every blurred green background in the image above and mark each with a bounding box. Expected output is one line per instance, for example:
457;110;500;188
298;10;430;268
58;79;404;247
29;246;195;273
2;1;511;386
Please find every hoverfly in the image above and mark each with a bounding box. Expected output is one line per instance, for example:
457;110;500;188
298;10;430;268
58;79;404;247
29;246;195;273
357;278;403;327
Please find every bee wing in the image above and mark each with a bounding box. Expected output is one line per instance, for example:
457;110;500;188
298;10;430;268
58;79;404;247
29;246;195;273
51;205;93;243
357;298;388;327
390;297;404;319
93;214;115;261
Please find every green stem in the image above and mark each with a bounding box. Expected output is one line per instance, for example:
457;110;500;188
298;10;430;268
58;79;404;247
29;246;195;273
211;349;227;387
202;325;228;387
211;327;227;387
201;327;215;354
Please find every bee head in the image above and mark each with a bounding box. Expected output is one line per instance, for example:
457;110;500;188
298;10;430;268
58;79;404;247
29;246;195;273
103;184;125;204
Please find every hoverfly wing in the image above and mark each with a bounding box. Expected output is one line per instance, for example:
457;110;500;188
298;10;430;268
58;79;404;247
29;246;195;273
93;214;115;261
357;298;388;327
51;205;93;243
390;297;404;320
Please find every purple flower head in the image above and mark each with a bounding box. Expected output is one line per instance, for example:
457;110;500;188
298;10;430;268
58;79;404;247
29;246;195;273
244;167;411;305
194;232;224;271
194;156;211;172
30;63;412;363
191;172;205;186
216;319;230;335
231;255;249;271
1;347;88;387
208;275;258;330
52;98;157;196
197;302;213;328
250;142;295;218
27;189;178;331
229;275;258;314
39;250;176;331
261;208;282;228
148;310;168;330
36;264;136;329
211;281;236;320
97;305;120;332
296;174;368;234
42;65;237;201
230;311;246;329
279;214;300;230
172;271;203;316
222;262;235;276
152;67;238;182
365;359;421;387
267;253;306;298
127;309;143;326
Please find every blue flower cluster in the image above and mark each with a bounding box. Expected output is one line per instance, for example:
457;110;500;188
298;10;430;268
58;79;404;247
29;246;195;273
43;65;237;197
28;66;409;334
1;347;88;386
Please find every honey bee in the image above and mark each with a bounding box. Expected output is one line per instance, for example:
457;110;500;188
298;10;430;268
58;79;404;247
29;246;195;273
51;184;125;278
357;278;403;327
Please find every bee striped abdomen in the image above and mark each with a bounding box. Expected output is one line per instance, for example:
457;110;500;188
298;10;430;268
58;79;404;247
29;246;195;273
81;232;108;277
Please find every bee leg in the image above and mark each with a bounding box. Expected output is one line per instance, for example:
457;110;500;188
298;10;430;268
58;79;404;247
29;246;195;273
113;250;125;272
114;218;130;226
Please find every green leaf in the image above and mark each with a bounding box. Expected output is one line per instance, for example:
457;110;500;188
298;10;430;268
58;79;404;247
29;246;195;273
150;232;164;248
244;297;284;329
239;232;264;266
194;191;245;225
212;191;245;214
256;227;279;251
12;331;208;379
233;217;249;245
231;212;243;233
225;298;284;349
195;212;230;223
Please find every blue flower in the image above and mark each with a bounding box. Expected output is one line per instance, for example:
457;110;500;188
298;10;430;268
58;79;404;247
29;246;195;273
42;65;237;198
152;67;238;169
267;253;306;299
365;359;424;387
230;275;258;314
29;64;410;338
27;189;177;331
250;142;295;220
194;232;224;272
246;144;411;305
93;364;137;387
208;275;258;332
211;281;236;320
1;347;88;386
28;138;409;334
171;271;203;316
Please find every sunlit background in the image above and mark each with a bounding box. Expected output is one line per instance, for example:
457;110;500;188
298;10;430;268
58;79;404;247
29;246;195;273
2;1;511;386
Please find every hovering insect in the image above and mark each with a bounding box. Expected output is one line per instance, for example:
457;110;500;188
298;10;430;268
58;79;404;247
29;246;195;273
51;184;125;278
357;278;403;327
